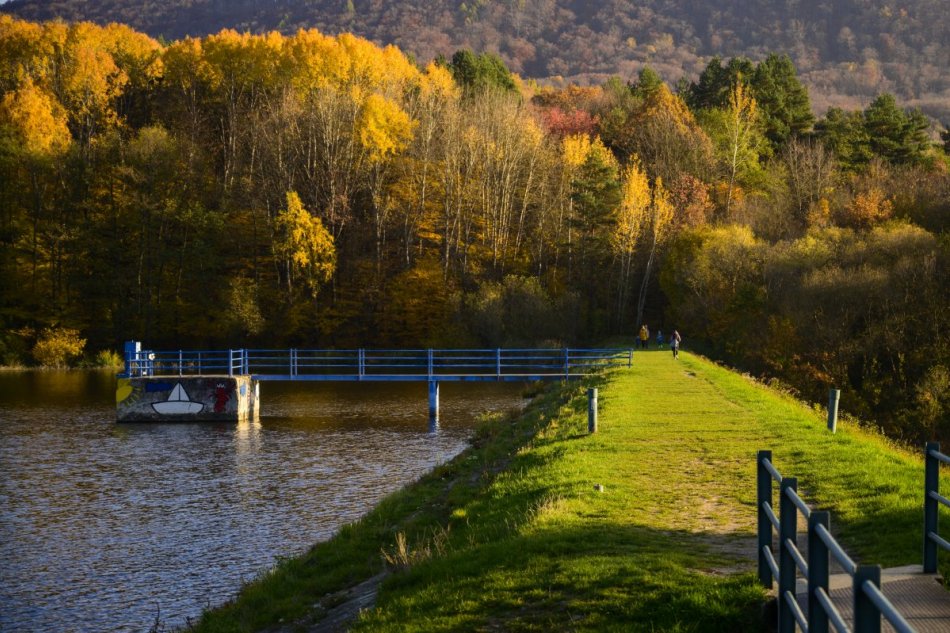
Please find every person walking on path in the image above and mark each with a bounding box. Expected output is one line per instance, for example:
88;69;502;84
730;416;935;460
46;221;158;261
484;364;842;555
656;330;664;348
639;324;650;349
670;330;682;359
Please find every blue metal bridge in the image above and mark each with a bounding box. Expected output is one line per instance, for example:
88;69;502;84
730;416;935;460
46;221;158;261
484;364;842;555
119;344;633;422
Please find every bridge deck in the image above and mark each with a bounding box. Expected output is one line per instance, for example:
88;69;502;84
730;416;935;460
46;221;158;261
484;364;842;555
795;565;950;632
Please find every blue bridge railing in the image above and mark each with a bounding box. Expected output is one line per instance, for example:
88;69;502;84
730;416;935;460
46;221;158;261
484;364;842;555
120;345;633;382
757;450;915;633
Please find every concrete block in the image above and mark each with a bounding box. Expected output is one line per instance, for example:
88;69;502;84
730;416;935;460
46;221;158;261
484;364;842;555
116;375;258;422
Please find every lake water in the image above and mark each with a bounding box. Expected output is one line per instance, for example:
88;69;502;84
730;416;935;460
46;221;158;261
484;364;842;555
0;371;526;632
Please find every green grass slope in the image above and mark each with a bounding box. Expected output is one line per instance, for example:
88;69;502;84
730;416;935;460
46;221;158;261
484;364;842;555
190;348;939;632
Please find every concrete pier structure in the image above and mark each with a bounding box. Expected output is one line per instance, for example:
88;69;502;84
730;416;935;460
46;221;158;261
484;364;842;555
116;375;259;422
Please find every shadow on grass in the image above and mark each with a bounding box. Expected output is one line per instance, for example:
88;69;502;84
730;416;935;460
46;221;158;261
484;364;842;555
365;521;768;632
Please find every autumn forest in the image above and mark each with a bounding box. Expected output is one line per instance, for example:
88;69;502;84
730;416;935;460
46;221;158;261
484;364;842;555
1;16;949;440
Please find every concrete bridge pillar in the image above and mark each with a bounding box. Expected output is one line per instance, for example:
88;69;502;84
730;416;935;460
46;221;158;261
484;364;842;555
116;375;259;422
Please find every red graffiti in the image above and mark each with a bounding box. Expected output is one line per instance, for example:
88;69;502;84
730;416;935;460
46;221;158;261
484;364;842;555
214;384;231;413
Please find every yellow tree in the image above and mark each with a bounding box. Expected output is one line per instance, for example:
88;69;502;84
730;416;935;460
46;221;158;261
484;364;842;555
286;29;421;239
53;22;128;154
162;36;213;142
630;82;715;184
358;91;415;273
557;133;592;280
0;77;71;296
0;78;70;157
611;159;649;323
0;16;54;92
274;191;336;299
635;176;675;328
101;23;164;122
202;29;287;190
395;62;458;273
723;82;758;217
463;91;544;272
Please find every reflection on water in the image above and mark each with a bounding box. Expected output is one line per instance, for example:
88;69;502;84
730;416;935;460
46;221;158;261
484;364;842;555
0;372;525;632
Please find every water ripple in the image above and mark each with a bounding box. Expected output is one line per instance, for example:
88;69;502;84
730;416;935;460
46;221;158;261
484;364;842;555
0;375;524;632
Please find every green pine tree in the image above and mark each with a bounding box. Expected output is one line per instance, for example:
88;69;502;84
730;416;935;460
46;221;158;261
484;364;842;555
750;53;814;151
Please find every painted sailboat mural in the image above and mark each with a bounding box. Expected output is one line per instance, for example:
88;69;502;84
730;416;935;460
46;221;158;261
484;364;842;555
152;383;204;415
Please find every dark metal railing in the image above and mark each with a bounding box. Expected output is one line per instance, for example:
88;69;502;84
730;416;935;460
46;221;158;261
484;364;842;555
120;343;633;381
924;442;950;574
757;450;915;633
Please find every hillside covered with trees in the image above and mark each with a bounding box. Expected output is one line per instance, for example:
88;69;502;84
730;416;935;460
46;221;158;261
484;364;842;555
2;0;949;122
1;16;949;441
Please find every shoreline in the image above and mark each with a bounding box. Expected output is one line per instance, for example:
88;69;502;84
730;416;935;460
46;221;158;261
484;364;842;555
183;379;581;632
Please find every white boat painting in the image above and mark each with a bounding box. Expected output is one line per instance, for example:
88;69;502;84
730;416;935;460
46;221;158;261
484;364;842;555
151;383;205;415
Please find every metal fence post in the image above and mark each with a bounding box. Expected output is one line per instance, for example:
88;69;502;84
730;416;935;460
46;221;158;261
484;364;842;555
924;441;940;573
808;511;831;633
496;348;501;378
178;350;183;377
587;388;598;433
779;477;798;633
228;349;234;377
428;380;439;423
828;388;840;432
757;450;774;588
563;348;570;379
854;565;882;633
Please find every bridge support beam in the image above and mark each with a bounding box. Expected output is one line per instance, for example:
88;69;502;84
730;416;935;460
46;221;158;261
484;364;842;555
116;375;259;422
428;381;439;425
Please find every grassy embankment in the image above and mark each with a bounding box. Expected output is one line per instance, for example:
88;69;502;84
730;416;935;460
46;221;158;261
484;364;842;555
189;348;940;632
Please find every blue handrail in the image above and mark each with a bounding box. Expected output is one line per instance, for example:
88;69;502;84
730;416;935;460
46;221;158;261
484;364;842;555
120;345;634;381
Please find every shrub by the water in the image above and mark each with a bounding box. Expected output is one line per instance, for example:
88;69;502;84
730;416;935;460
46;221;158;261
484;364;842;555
93;349;124;369
32;328;86;368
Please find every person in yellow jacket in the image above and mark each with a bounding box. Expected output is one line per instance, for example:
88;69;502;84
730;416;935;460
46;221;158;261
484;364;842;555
638;324;650;349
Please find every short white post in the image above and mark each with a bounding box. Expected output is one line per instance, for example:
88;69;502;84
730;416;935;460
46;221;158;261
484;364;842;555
828;388;840;433
588;388;598;433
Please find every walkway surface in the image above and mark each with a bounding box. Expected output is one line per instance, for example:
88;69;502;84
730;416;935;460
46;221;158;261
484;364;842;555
795;565;950;632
